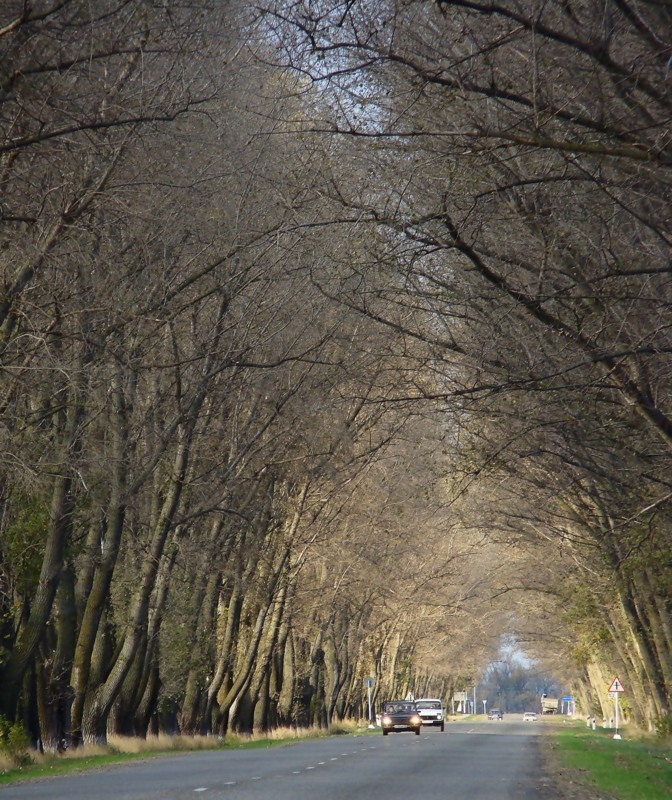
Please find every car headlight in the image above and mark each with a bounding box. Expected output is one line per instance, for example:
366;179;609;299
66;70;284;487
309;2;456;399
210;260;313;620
382;715;392;725
410;715;421;725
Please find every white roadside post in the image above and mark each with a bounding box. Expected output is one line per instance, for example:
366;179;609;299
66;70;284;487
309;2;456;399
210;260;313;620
364;677;376;729
607;676;625;740
608;690;615;729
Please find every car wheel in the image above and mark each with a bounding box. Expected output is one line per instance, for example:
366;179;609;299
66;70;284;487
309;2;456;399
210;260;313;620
415;727;420;735
440;722;445;731
383;729;388;736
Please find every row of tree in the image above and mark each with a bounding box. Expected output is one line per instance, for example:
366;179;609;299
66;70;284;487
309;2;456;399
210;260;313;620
256;0;672;729
0;0;494;750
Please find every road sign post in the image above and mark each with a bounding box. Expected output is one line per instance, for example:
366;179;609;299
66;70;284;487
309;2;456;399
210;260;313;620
454;691;467;713
364;677;376;729
607;676;625;740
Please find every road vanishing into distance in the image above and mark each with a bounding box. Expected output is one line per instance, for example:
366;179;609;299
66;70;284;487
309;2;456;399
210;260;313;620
2;718;563;800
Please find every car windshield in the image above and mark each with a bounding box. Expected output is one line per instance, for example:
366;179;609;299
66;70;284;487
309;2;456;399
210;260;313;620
384;703;415;713
416;701;441;709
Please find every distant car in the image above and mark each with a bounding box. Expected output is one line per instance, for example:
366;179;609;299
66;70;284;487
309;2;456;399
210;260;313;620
380;701;423;735
488;708;503;720
415;698;445;731
523;711;538;722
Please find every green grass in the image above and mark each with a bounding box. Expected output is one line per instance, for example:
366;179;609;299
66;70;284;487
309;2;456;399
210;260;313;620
0;724;372;785
552;724;672;800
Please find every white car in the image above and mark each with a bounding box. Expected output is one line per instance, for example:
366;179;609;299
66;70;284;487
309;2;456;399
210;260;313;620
414;698;445;731
523;711;538;721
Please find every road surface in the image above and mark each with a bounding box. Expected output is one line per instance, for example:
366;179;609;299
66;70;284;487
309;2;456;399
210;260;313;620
1;718;562;799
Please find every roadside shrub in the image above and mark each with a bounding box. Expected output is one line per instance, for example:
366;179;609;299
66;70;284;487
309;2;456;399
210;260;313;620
653;713;672;739
0;716;33;768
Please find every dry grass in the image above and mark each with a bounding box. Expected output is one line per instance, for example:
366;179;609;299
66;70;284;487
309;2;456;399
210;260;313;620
0;753;14;772
2;721;367;771
107;733;223;754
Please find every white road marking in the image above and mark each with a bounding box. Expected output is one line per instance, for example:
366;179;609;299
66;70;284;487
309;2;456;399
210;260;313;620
250;776;261;780
330;757;338;761
194;789;207;793
224;781;236;785
318;761;325;765
292;770;301;774
306;766;315;770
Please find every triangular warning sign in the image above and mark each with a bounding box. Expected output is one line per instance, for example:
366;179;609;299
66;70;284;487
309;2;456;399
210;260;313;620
608;676;625;693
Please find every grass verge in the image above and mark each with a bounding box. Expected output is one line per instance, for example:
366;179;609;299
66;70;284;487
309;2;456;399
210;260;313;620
551;723;672;800
0;721;370;785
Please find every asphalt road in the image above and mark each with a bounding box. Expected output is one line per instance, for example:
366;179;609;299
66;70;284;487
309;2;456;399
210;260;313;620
1;718;561;800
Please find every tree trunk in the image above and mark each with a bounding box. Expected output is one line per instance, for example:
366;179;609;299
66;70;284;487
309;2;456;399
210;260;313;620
35;567;76;753
81;425;194;744
204;585;244;728
179;567;221;735
276;625;296;726
0;397;84;716
248;582;288;734
70;376;127;744
134;662;161;738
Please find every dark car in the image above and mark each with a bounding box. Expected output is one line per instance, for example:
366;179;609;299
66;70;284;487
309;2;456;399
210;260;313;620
488;708;503;720
381;701;423;735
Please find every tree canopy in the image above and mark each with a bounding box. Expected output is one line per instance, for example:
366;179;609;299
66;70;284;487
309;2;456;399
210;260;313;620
0;0;670;747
